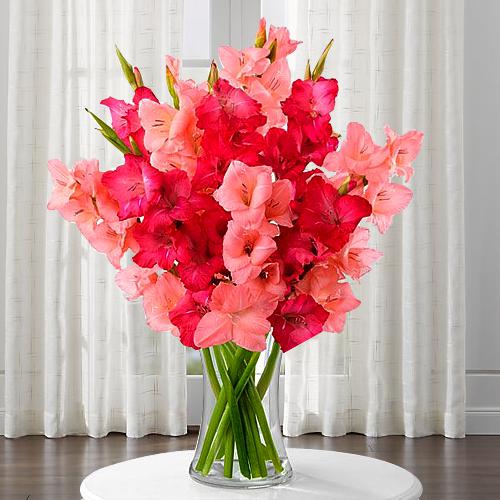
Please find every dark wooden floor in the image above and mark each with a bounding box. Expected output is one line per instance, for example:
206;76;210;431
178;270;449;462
0;431;499;499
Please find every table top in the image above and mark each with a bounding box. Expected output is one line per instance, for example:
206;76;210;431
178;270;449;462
81;448;422;500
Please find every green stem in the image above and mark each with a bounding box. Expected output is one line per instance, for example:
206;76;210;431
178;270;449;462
242;392;267;477
202;348;221;397
197;350;260;475
240;397;260;477
245;382;284;473
213;346;251;479
223;426;234;478
257;340;281;399
196;344;283;478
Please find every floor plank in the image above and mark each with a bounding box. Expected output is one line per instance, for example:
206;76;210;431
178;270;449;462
0;432;499;499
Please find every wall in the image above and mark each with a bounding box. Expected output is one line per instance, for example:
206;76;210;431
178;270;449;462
464;0;500;433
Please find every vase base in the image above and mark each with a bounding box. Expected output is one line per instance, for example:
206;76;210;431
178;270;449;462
189;458;293;489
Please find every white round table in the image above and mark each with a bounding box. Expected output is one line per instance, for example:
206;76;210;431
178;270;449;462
81;448;422;500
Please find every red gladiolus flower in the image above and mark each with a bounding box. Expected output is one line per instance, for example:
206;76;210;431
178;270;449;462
270;294;329;352
196;79;266;133
298;176;372;252
132;220;189;270
143;168;195;226
101;86;158;155
169;289;212;349
282;77;339;121
101;154;150;219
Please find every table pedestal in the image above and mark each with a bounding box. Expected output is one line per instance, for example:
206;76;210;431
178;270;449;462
81;448;422;500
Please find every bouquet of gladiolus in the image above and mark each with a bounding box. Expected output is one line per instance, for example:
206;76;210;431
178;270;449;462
48;19;422;482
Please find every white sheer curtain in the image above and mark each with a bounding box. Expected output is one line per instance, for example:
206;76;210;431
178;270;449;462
3;0;186;438
281;0;465;438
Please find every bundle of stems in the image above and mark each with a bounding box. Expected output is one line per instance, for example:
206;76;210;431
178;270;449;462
194;339;283;479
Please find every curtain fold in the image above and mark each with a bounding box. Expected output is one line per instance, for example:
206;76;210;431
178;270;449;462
283;0;465;438
3;0;186;438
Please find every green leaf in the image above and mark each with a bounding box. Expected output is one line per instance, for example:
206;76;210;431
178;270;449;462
267;39;277;63
85;108;131;154
165;64;180;110
207;60;219;91
304;59;311;80
338;176;351;196
312;38;334;81
129;136;142;156
115;45;138;90
254;18;267;48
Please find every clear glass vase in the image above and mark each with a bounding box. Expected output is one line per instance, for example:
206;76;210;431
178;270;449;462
189;337;293;488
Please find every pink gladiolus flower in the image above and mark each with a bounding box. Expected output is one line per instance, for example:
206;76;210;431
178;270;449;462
296;264;360;333
219;46;271;84
270;294;329;352
384;125;423;182
214;160;273;219
322;282;361;333
331;227;382;280
365;181;413;234
47;159;78;210
265;178;294;226
142;272;185;333
194;282;278;351
149;106;199;177
248;262;287;299
324;122;389;183
139;99;177;152
223;216;278;284
53;159;119;235
247;59;291;129
264;25;300;60
166;55;209;107
86;218;138;269
143;272;185;336
115;263;158;300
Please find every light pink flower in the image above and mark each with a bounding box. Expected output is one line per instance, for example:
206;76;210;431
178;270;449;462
86;218;138;269
219;46;271;85
331;227;382;280
297;263;360;333
248;262;287;299
384;125;423;182
138;99;177;152
247;59;291;129
214;160;273;219
149;106;199;178
264;25;300;60
142;272;185;333
324;122;389;183
166;55;209;107
47;159;78;210
115;263;159;300
322;281;361;333
223;216;278;284
194;282;277;351
139;98;200;178
365;181;413;233
265;178;294;226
